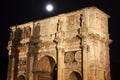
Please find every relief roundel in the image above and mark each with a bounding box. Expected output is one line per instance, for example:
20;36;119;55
75;51;81;62
64;52;75;63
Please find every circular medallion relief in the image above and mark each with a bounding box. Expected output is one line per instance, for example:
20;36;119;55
75;51;81;62
64;52;75;63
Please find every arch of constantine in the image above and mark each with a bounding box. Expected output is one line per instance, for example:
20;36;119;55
7;7;111;80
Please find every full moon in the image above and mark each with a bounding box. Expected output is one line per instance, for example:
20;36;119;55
46;4;54;12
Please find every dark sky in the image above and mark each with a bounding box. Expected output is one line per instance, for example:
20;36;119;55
0;0;120;80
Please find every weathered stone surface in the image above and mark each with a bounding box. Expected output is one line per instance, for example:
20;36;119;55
64;51;75;63
7;6;111;80
75;50;82;62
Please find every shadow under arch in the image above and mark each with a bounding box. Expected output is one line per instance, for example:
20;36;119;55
34;55;57;80
69;71;82;80
16;75;25;80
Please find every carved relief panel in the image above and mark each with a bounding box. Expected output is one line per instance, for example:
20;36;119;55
64;50;82;69
18;58;27;76
35;17;58;36
64;51;75;63
66;13;80;31
75;51;82;63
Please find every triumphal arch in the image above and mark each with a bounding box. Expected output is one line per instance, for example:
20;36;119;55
7;7;111;80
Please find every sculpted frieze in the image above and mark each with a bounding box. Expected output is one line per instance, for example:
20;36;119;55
66;14;80;31
40;34;55;42
64;37;81;52
38;41;56;49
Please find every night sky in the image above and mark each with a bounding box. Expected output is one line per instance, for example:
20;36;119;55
0;0;120;80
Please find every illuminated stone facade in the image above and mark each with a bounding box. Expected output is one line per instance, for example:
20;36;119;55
7;7;111;80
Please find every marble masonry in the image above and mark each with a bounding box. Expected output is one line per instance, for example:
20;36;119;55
7;6;112;80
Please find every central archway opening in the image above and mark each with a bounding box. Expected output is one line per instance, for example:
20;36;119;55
34;56;57;80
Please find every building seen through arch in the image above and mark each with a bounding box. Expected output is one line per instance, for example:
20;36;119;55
7;6;111;80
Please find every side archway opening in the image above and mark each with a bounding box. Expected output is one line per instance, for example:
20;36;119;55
69;71;82;80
